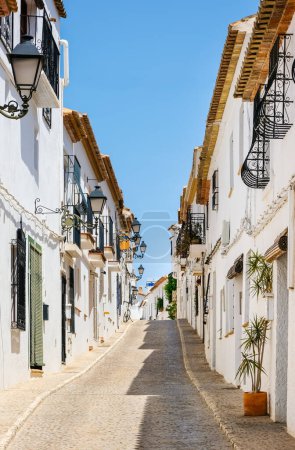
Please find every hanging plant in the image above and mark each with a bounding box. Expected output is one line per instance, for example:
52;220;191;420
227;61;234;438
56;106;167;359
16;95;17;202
247;251;273;297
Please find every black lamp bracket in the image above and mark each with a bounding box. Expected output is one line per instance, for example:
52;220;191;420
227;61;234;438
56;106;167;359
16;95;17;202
133;253;144;259
34;198;100;232
0;99;29;120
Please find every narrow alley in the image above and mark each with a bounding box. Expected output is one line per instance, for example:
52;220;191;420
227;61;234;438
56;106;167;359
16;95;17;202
7;321;231;450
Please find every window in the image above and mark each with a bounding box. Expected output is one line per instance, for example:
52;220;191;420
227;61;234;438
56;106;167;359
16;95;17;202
11;228;26;331
212;170;219;210
42;108;52;128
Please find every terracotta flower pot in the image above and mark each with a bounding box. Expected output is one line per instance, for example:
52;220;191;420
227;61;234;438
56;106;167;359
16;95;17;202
243;391;267;416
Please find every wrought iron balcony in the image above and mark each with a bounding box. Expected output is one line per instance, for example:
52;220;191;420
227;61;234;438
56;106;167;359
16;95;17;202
188;212;206;245
242;34;293;189
115;234;121;262
176;212;206;258
254;35;293;140
20;10;59;97
241;131;270;189
64;156;88;215
0;14;13;51
102;216;114;248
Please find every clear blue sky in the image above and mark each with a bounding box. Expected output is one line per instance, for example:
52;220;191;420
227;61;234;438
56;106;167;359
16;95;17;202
62;0;259;287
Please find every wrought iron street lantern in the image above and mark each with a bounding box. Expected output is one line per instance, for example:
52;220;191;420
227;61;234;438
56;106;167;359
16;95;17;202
138;264;144;276
89;186;107;215
140;241;147;255
133;240;147;259
34;185;107;232
131;217;141;235
134;234;141;246
0;35;43;120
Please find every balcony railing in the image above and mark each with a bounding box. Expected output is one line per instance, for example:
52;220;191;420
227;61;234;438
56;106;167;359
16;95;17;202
0;14;13;51
81;216;104;252
20;10;59;97
64;155;88;215
242;34;293;189
188;213;206;245
115;234;121;261
102;216;114;248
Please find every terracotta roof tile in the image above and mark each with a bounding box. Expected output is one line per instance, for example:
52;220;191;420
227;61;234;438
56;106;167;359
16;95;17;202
234;0;295;100
0;0;17;16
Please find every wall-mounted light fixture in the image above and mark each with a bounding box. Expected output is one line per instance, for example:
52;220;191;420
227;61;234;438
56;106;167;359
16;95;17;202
0;36;43;120
34;186;107;231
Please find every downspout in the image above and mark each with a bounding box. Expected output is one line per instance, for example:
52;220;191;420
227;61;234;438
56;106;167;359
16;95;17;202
60;39;70;88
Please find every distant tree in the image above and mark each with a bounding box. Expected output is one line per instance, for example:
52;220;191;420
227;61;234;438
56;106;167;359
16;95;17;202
164;273;177;304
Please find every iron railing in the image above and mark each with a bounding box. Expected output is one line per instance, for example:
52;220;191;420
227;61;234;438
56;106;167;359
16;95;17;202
64;155;88;215
0;14;13;51
212;170;219;210
242;35;293;189
188;212;206;244
96;218;104;252
115;234;121;261
102;216;114;247
20;10;59;97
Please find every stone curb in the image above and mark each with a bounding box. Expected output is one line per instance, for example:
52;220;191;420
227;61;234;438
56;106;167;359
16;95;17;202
177;319;240;450
0;321;134;450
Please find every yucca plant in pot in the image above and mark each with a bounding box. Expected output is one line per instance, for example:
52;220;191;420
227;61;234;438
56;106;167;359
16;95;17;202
236;316;270;416
248;251;273;297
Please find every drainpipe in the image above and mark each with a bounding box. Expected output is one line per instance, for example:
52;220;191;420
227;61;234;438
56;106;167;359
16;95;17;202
60;39;69;87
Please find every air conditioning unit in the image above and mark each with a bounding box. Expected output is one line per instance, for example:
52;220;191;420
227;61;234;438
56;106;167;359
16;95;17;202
221;220;230;246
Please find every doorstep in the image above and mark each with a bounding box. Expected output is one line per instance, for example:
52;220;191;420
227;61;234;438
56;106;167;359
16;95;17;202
177;319;295;450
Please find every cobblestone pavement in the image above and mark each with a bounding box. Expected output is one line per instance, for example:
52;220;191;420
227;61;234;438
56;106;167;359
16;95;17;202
0;323;130;448
8;321;231;450
178;319;295;450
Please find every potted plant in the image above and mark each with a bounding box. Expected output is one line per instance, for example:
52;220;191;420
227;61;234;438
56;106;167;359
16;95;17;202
248;251;273;297
236;316;270;416
191;222;203;244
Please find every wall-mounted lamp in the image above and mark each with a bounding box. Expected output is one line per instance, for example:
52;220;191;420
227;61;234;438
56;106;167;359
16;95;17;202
0;36;43;120
34;186;107;231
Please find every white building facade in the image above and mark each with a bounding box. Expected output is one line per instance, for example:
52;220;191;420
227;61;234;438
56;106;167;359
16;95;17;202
143;276;168;320
0;0;140;389
0;0;67;387
173;2;295;438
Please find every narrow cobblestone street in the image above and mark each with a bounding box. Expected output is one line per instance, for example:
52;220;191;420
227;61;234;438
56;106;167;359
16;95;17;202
8;321;231;450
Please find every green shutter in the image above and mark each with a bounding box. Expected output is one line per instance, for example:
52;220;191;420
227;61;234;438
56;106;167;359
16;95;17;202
29;238;44;368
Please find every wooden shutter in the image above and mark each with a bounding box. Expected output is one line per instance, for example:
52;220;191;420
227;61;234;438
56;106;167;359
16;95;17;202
16;228;26;330
29;239;44;368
